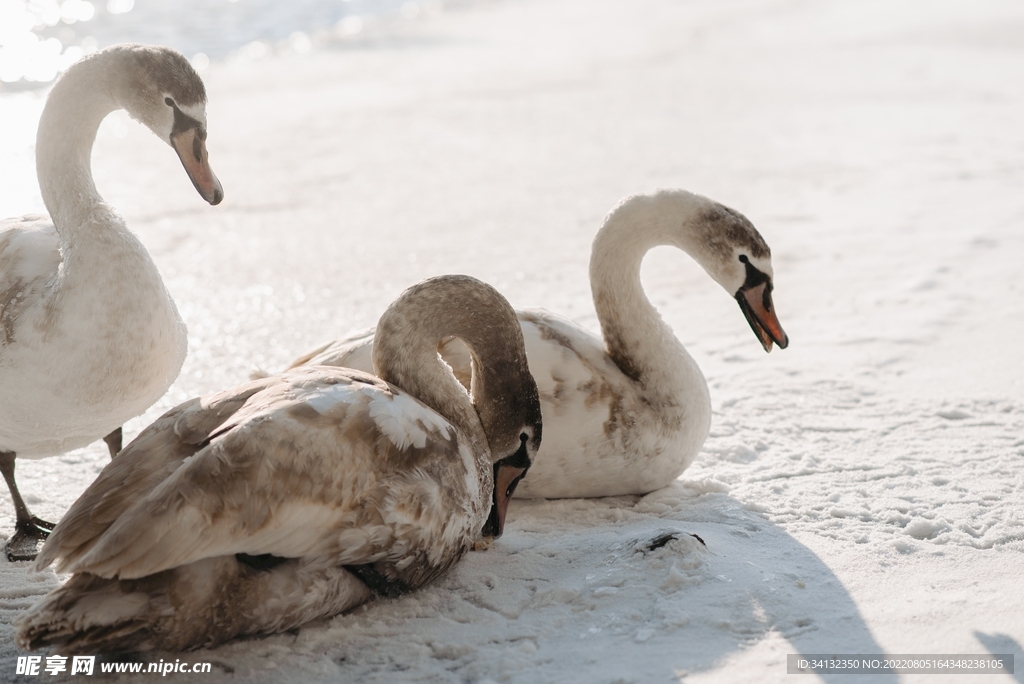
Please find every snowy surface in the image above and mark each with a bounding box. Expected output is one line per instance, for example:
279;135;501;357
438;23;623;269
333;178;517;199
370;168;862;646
2;0;1023;681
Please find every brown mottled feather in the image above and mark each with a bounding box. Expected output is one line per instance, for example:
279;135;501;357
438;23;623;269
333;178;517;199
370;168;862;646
19;275;542;653
0;216;60;347
34;376;277;572
18;556;371;653
37;368;473;585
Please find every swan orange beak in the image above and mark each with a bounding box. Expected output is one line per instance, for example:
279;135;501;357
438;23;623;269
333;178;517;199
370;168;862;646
171;127;223;205
481;464;527;539
737;281;789;352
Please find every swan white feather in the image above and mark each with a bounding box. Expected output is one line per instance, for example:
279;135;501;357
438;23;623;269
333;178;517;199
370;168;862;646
0;44;223;561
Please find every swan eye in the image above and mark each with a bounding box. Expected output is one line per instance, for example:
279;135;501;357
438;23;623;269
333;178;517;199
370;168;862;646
520;432;528;443
164;97;175;107
738;254;749;264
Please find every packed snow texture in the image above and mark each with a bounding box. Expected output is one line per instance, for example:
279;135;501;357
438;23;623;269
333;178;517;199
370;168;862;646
1;0;1022;681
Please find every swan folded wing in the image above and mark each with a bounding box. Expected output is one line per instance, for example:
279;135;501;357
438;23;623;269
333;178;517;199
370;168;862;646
433;310;609;394
0;218;60;347
512;309;642;498
34;375;281;573
517;308;629;403
315;332;471;391
517;308;613;367
50;368;465;581
283;310;614;397
286;328;375;370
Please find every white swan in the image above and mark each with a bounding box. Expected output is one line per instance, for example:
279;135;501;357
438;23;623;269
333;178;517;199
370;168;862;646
0;45;223;561
17;275;542;653
285;190;788;498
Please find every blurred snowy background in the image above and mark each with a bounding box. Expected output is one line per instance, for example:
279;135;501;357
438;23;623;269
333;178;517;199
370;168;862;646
0;0;442;85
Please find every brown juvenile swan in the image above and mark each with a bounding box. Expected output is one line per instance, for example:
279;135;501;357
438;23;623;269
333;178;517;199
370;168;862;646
0;44;223;561
18;275;542;653
284;190;788;498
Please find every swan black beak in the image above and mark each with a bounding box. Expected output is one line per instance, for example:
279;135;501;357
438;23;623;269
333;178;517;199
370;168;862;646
479;444;528;540
171;127;223;205
736;281;789;352
482;463;527;539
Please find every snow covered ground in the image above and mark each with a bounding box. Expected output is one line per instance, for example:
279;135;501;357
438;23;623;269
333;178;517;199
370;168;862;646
2;0;1023;681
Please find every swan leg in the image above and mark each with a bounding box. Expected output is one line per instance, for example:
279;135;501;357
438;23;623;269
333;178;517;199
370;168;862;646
102;427;123;459
1;451;56;562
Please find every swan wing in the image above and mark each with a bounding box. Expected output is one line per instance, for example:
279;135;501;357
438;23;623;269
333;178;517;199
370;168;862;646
284;328;477;390
45;367;467;580
0;216;60;349
447;307;622;401
33;373;280;572
513;309;641;497
286;327;375;371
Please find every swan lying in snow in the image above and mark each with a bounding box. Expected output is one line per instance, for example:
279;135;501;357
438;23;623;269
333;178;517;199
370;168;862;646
284;190;788;498
0;44;223;561
17;275;542;653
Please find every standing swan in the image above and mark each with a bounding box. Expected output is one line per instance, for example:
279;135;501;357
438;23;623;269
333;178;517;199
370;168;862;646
0;45;222;560
18;275;542;653
284;190;788;498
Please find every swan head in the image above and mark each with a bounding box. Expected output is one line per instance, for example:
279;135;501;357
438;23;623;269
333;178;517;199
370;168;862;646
680;196;789;352
371;274;543;540
481;422;542;540
113;45;223;205
599;190;788;351
446;281;542;541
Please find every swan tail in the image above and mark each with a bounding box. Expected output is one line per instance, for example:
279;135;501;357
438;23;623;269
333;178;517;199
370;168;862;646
16;556;374;653
15;571;168;654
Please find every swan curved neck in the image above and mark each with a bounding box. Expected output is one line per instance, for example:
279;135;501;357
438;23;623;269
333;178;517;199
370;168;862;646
589;193;708;399
376;335;486;452
373;280;530;456
36;53;124;231
374;276;536;458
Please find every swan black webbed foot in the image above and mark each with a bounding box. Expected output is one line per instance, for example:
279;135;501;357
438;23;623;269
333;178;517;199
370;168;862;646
1;451;57;561
6;517;55;562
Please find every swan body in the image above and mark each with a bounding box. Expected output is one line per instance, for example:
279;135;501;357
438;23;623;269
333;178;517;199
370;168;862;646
288;190;788;498
17;275;542;653
0;45;222;560
0;210;184;457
